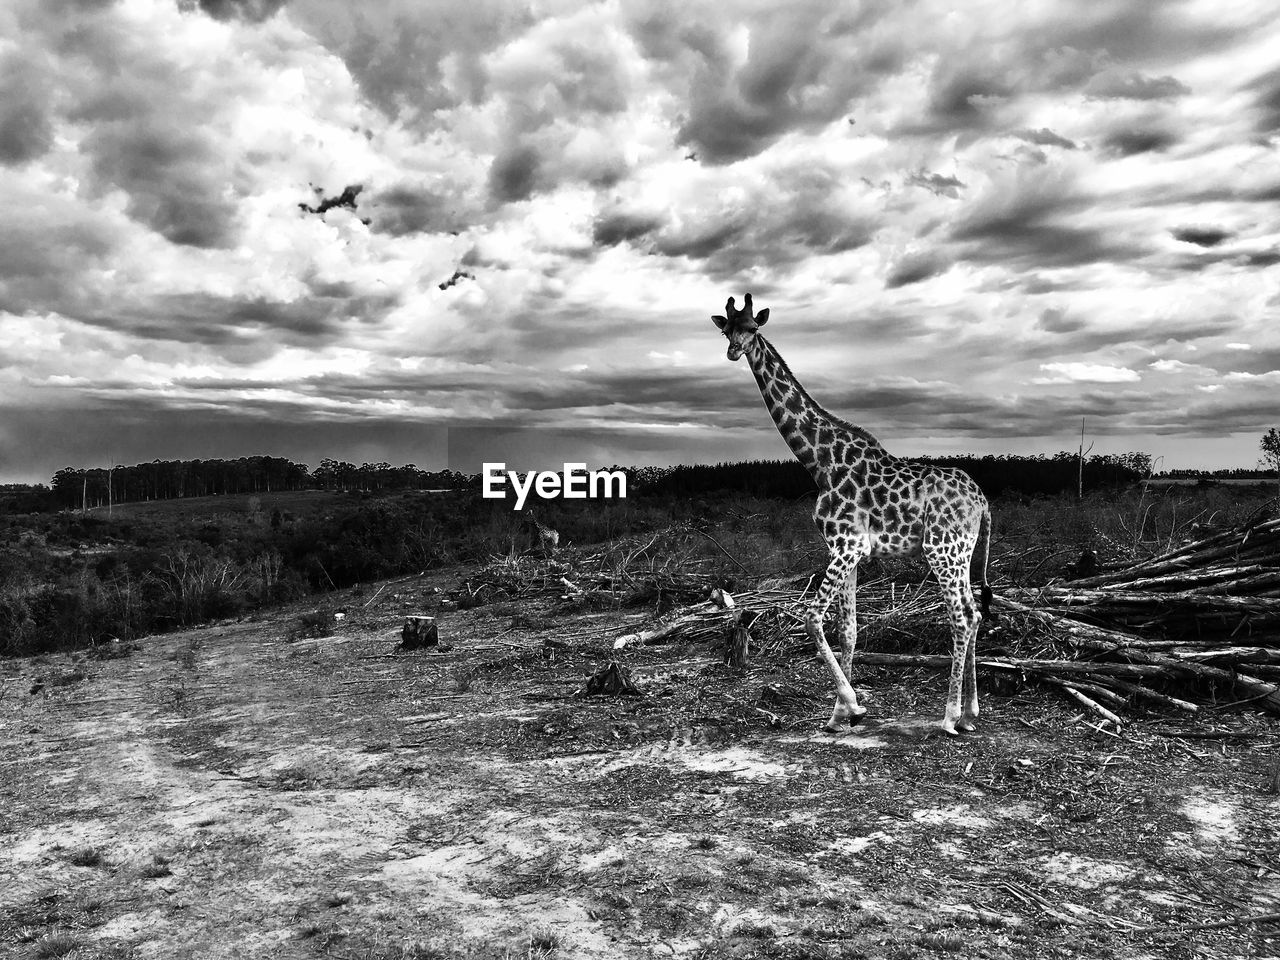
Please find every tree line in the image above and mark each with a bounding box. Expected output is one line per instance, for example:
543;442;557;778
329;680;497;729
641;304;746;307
624;452;1155;500
17;457;474;512
1;450;1167;515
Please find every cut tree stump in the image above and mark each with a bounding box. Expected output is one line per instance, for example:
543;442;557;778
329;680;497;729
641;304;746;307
726;610;754;670
581;661;640;697
399;616;439;650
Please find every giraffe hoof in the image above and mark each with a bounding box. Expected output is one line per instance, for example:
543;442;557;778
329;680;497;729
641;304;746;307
823;712;866;734
956;719;977;733
939;720;960;736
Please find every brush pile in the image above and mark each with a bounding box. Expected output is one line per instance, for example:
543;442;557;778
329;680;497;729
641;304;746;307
994;513;1280;719
611;515;1280;721
442;527;726;612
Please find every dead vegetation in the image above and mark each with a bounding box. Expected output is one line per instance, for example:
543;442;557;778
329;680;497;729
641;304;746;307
603;511;1280;730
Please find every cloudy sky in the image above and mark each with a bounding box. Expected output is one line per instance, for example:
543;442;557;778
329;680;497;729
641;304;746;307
1;0;1279;483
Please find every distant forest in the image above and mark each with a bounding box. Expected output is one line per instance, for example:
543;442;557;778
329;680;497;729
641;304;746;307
0;449;1255;515
629;452;1161;500
1;458;474;514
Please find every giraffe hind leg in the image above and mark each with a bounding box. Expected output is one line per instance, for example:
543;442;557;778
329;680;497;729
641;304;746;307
961;619;979;730
932;559;980;736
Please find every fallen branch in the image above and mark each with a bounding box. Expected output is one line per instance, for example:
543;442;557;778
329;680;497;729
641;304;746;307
1052;681;1124;726
1131;910;1280;935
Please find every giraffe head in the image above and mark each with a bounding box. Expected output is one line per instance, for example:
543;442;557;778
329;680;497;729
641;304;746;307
711;293;769;361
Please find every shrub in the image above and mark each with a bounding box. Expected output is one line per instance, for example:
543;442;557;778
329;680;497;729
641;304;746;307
286;610;336;642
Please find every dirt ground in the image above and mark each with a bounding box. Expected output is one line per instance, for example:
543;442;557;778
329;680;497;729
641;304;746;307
2;568;1279;960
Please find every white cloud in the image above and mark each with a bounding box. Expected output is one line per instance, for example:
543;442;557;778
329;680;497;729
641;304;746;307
1035;362;1141;384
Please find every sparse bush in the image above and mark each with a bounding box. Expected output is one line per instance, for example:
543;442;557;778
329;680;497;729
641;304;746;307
286;610;336;642
66;846;103;867
138;855;172;878
33;933;82;958
528;926;561;955
450;664;479;693
44;666;88;688
155;548;245;624
171;638;200;671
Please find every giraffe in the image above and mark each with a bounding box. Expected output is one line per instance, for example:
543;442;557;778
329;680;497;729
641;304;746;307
711;293;993;735
523;509;560;558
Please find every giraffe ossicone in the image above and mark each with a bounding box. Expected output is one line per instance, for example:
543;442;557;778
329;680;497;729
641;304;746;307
712;293;993;735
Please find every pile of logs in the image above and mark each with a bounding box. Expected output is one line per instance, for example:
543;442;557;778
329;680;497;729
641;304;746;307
611;514;1280;721
994;514;1280;719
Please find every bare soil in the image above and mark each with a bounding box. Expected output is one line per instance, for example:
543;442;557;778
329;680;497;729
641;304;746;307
2;568;1279;960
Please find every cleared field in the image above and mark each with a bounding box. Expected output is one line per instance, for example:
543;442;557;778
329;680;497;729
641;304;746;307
2;559;1277;960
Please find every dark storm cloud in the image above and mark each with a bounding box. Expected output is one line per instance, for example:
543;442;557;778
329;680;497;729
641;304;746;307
885;250;950;289
1171;226;1233;248
1036;2;1245;63
1013;128;1078;150
1035;307;1085;334
0;199;121;316
40;9;245;249
905;171;965;198
281;1;534;122
1083;71;1190;100
1243;249;1280;268
662;2;903;164
1032;314;1238;360
949;176;1149;269
81;117;238;247
367;184;466;237
914;65;1014;134
781;209;873;254
639;163;875;281
654;218;749;261
818;379;1012;422
0;401;451;485
487;143;541;204
183;0;287;22
894;5;1248;140
899;46;1095;138
0;50;55;165
1190;344;1280;378
1247;65;1280;134
67;290;399;355
591;210;665;248
652;203;872;281
278;363;766;431
1154;391;1280;435
1021;311;1236;359
1100;127;1179;157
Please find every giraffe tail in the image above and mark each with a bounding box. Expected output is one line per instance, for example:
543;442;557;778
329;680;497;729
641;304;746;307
978;505;995;622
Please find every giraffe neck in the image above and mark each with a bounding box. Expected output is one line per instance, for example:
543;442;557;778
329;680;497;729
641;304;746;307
744;334;883;483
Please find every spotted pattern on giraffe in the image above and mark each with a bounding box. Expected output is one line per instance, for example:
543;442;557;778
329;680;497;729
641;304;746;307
712;293;993;736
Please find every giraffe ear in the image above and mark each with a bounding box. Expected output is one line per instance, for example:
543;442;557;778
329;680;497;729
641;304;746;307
755;307;769;325
711;314;727;330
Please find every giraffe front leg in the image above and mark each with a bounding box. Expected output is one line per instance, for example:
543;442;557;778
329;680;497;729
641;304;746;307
828;566;866;731
807;549;867;733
